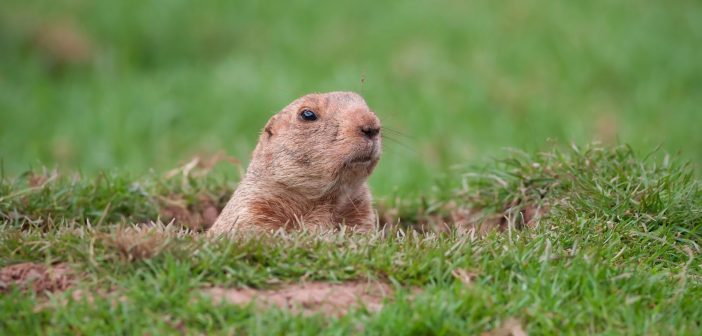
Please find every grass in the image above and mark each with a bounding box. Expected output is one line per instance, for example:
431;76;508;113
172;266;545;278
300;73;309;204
1;0;702;193
1;144;701;334
1;0;701;333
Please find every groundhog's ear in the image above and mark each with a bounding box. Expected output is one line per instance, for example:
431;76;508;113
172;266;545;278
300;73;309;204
263;115;277;139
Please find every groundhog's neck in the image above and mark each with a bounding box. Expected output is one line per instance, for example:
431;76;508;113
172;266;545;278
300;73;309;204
240;166;363;208
246;154;368;200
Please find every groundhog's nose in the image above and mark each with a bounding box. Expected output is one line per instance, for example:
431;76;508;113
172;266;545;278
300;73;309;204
360;125;380;139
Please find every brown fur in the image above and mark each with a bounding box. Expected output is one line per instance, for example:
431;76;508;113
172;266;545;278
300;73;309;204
209;92;381;235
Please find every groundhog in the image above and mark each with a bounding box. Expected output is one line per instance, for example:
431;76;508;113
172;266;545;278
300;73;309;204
209;91;382;234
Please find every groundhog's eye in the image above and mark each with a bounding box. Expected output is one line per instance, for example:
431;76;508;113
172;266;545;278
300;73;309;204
299;109;318;122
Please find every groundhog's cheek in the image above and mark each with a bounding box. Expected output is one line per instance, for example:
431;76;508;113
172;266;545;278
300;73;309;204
334;142;356;159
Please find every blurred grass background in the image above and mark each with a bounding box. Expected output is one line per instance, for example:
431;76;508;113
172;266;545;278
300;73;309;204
1;0;700;195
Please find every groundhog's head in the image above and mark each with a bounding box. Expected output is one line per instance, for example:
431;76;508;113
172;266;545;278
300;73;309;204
249;91;381;194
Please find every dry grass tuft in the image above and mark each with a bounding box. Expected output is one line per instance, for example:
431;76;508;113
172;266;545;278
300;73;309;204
101;226;177;261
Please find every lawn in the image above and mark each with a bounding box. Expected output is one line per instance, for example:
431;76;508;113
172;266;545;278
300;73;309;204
1;0;702;334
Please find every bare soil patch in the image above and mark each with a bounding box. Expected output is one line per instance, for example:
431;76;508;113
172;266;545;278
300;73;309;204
203;281;396;316
0;262;74;294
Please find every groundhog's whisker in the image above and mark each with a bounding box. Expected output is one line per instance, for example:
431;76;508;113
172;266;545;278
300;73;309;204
382;126;414;140
381;134;417;155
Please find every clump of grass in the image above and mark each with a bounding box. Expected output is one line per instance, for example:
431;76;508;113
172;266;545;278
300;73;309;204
0;162;235;229
377;143;701;246
456;143;701;241
0;169;158;226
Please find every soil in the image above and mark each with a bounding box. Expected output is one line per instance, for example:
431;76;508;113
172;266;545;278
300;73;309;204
203;281;396;316
0;262;74;294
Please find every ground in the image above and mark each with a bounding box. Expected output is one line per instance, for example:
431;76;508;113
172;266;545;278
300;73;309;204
1;144;701;334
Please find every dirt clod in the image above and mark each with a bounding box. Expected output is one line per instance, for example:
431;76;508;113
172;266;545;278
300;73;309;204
482;318;527;336
203;281;395;316
0;262;74;294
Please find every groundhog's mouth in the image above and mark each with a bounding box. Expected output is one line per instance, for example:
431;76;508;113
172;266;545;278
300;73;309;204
348;154;374;164
346;147;380;166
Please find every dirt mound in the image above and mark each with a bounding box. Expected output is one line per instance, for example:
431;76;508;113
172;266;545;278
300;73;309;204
203;281;395;316
0;262;74;294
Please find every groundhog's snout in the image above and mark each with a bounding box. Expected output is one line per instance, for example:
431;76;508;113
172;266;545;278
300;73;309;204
352;111;381;141
348;113;381;164
354;114;381;150
360;125;380;139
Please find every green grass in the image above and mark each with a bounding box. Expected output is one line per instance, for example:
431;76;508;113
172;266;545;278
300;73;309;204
1;0;702;193
1;144;701;334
